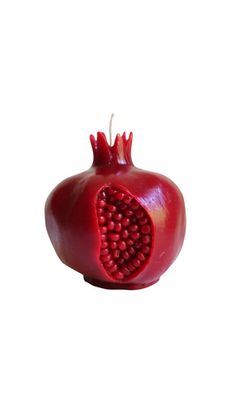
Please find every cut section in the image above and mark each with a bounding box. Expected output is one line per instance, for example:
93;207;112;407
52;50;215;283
97;186;152;281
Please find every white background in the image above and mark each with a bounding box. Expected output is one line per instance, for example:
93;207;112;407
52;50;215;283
0;1;235;418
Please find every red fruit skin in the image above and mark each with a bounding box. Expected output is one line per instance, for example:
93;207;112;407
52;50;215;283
45;132;186;290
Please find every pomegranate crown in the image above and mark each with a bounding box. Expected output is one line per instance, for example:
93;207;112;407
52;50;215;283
90;132;133;167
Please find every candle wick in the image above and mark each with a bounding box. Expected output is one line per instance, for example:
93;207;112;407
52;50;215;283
109;113;114;146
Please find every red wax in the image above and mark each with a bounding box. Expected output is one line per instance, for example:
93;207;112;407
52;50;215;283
45;131;186;290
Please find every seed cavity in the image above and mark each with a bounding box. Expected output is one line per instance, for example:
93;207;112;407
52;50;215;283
97;186;152;281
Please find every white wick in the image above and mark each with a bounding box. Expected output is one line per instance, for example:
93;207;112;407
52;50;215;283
109;113;114;146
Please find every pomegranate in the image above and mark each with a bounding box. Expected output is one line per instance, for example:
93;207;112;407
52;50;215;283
45;127;186;290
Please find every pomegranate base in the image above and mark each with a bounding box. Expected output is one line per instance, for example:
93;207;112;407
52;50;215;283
83;276;160;290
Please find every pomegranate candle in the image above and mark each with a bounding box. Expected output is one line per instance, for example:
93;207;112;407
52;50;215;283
45;121;186;290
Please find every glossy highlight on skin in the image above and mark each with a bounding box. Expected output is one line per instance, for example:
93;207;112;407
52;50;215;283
45;131;186;290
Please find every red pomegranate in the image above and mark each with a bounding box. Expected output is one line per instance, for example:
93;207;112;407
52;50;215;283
45;127;186;290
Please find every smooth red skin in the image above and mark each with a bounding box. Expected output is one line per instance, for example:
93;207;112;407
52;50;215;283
45;135;186;289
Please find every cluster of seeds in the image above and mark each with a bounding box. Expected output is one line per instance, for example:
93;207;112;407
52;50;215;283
97;186;152;281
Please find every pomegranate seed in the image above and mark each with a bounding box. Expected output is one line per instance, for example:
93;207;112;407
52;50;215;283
100;248;109;256
107;221;115;231
114;213;123;221
124;209;133;217
142;246;150;254
114;222;122;232
101;241;108;249
135;209;144;218
138;252;146;261
109;241;117;249
131;232;140;240
139;217;148;225
142;235;150;244
104;260;114;269
98;200;106;208
126;239;134;246
105;212;112;220
128;246;135;255
141;225;151;234
123;195;132;204
121;267;130;276
122;217;130;227
108;233;120;241
101;254;111;262
101;234;107;241
122;229;129;239
98;216;105;224
128;224;138;232
133;258;141;268
107;187;116;195
135;241;142;249
113;249;120;259
122;251;130;260
120;203;127;210
127;263;135;272
106;204;116;212
108;264;118;273
100;226;107;234
118;241;126;251
97;208;104;214
115;192;124;200
115;271;124;280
